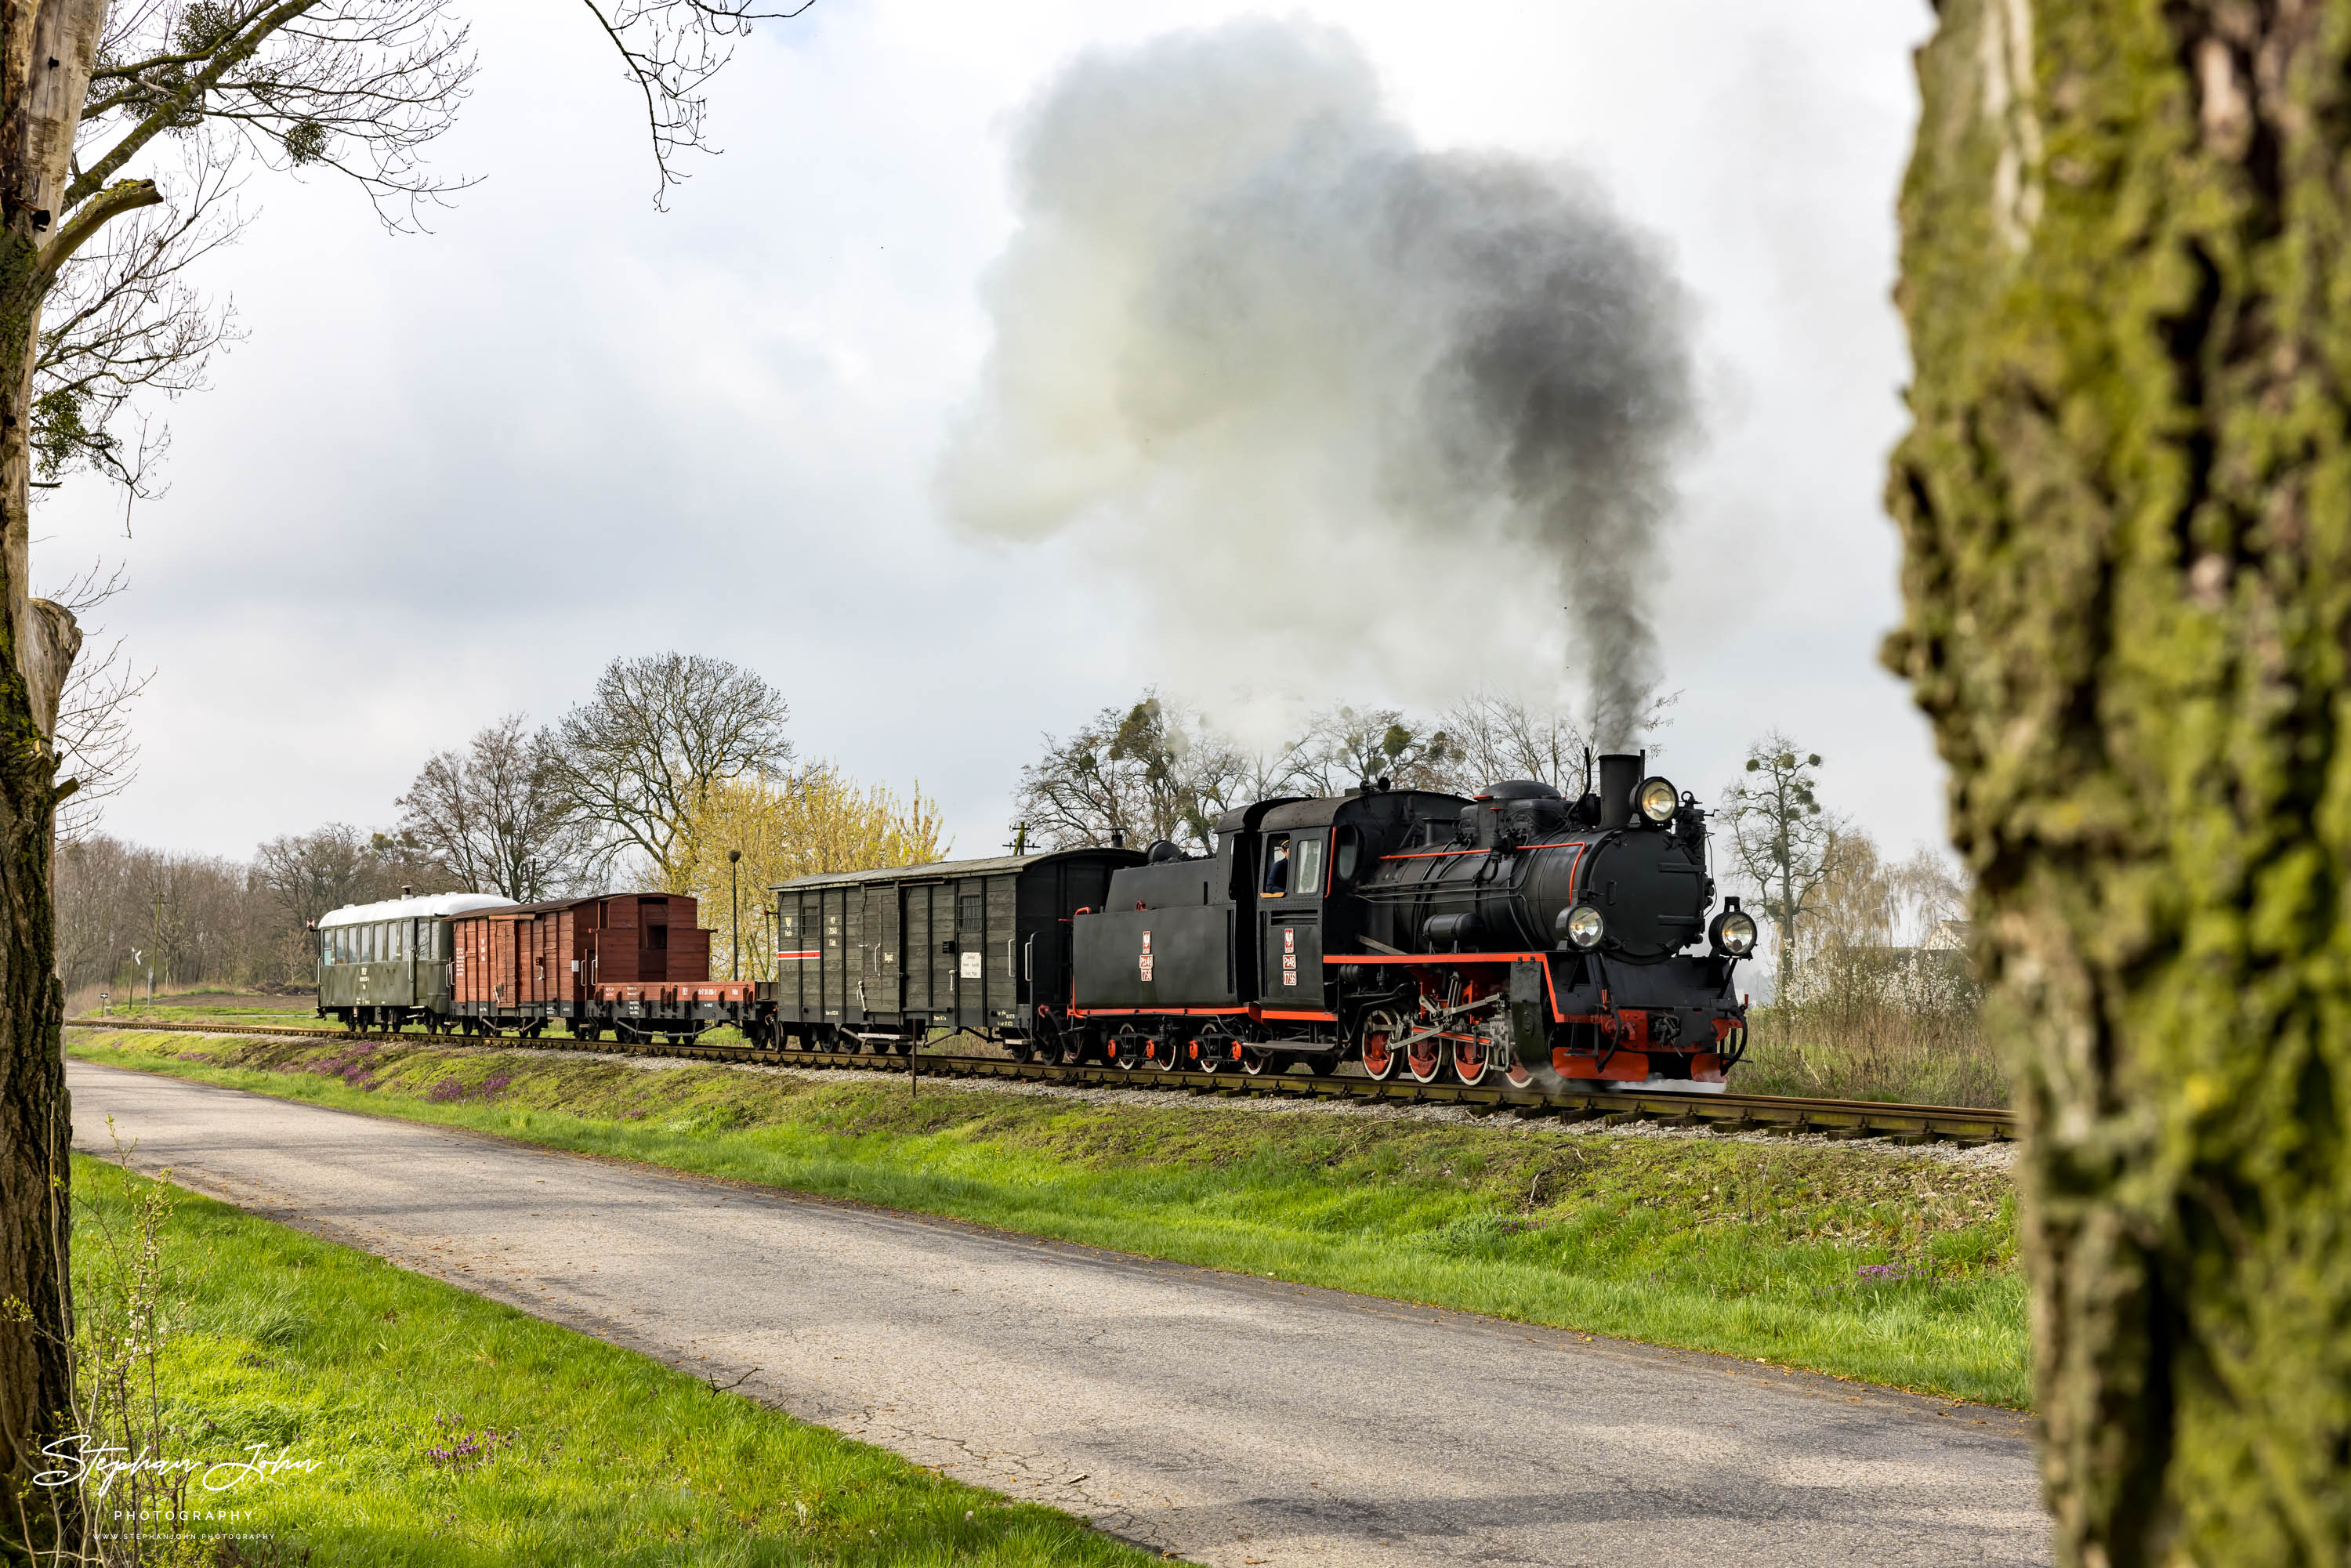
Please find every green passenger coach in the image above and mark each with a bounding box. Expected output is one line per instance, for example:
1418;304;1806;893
315;891;516;1031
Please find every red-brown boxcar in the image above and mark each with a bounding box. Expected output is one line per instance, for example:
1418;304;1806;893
449;893;731;1037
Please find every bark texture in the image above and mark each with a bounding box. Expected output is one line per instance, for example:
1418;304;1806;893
1890;2;2351;1563
0;1;99;1555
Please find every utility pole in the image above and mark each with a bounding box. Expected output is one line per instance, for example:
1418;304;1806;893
728;849;743;981
1006;822;1027;856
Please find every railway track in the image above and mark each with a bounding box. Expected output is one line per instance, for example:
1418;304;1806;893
68;1016;2016;1145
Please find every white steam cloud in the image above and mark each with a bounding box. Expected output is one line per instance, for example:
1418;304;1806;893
941;21;1697;746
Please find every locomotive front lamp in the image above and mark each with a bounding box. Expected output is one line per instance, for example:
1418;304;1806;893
1710;907;1759;957
1635;777;1678;825
1560;904;1606;949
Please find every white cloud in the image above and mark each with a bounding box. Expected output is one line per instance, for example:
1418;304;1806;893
40;0;1944;871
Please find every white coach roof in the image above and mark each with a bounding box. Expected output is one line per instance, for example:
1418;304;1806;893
316;893;515;929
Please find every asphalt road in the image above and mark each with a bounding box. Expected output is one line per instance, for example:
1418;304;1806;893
69;1062;2050;1566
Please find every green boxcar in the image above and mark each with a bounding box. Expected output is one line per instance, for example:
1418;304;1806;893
769;849;1139;1056
316;893;515;1031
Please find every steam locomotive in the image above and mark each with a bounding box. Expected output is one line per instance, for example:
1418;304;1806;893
766;751;1757;1089
316;751;1756;1089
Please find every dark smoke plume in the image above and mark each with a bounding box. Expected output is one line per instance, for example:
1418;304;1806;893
942;21;1697;744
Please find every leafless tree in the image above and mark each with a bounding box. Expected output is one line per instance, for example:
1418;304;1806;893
2;5;817;1544
33;140;245;505
36;561;152;846
397;713;589;899
545;654;792;883
1719;733;1837;999
254;820;393;932
1276;705;1457;798
1014;692;1251;854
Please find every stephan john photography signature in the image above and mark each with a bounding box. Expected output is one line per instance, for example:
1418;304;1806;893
32;1436;321;1498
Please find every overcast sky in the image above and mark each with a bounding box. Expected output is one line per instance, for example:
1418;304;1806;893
42;0;1940;871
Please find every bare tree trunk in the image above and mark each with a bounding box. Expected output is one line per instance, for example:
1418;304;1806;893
1892;3;2351;1562
0;2;102;1555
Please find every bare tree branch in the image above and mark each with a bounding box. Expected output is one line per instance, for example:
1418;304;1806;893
581;0;815;206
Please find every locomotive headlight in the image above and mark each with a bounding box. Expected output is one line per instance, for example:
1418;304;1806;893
1636;777;1678;826
1711;908;1759;957
1559;904;1606;950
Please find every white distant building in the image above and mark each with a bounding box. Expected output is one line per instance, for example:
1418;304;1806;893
1922;918;1973;951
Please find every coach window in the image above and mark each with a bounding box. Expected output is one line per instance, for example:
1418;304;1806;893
1262;835;1291;896
1292;834;1324;897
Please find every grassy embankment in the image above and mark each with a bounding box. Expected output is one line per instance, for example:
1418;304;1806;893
71;1027;2030;1407
64;1154;1153;1566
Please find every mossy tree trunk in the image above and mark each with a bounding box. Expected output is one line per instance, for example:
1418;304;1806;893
0;2;114;1556
1890;2;2351;1562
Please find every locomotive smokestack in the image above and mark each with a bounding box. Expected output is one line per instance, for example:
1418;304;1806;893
1597;752;1643;830
940;21;1696;730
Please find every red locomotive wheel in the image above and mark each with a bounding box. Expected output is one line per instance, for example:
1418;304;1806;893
1359;1009;1401;1082
1503;1058;1534;1088
1404;1028;1444;1085
1453;1036;1490;1087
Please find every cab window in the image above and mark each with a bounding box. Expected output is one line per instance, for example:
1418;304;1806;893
1262;835;1291;896
1334;826;1360;883
1292;834;1325;897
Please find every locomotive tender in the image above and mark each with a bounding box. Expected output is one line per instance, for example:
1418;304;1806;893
317;751;1757;1088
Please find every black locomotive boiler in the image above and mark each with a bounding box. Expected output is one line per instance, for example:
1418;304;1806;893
766;752;1756;1089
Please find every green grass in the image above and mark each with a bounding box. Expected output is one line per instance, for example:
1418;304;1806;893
68;1027;2032;1408
66;1154;1155;1566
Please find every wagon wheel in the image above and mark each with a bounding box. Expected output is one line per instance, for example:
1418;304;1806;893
1358;1009;1401;1082
1032;1034;1065;1066
1452;1034;1490;1087
1404;1025;1445;1085
1114;1026;1144;1070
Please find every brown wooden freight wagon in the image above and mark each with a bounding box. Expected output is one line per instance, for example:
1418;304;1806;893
449;893;713;1028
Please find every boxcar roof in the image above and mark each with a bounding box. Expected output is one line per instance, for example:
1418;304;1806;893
447;892;686;922
317;892;514;929
770;847;1136;892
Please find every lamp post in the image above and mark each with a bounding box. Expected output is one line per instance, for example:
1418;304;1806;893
728;849;743;981
148;891;168;1006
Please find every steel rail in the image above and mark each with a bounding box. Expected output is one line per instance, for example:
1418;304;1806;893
67;1016;2016;1144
